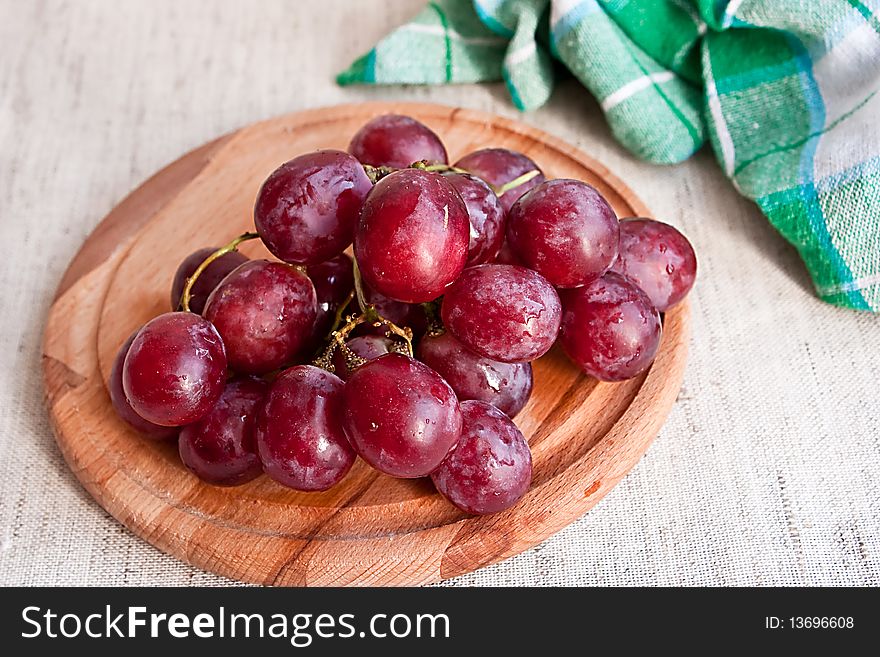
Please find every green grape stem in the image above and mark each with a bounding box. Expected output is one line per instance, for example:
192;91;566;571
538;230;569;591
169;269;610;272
352;260;369;313
326;290;355;338
363;161;471;183
412;160;540;197
493;169;540;198
411;161;468;175
179;232;260;313
362;164;397;184
313;261;415;373
362;160;539;198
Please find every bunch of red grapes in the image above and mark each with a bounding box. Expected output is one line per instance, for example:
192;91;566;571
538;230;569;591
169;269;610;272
110;114;697;516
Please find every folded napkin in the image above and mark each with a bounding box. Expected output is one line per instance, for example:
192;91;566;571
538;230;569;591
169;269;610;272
339;0;880;312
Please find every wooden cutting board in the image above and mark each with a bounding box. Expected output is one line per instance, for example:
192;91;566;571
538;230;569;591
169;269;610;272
42;102;689;586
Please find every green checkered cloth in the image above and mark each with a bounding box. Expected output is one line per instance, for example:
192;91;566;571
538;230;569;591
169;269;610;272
339;0;880;312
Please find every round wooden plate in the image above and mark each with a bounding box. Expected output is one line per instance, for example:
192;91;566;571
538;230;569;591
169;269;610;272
42;102;689;586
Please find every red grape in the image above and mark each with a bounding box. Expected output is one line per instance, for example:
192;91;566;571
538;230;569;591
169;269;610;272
306;253;355;340
342;353;462;478
332;334;395;381
256;365;356;491
122;312;227;426
507;179;619;288
417;331;532;418
178;377;266;486
204;260;317;374
559;272;662;381
610;218;697;311
443;172;505;266
170;247;248;314
441;264;561;363
355;168;469;303
108;332;178;439
454;148;545;214
431;400;532;515
254;150;372;265
348;114;448;168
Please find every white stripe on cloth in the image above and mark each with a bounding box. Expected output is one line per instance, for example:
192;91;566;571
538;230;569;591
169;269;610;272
817;272;880;296
669;0;707;35
667;0;706;68
721;0;745;29
600;71;674;111
551;0;591;29
671;34;702;70
703;49;736;177
403;23;507;46
505;41;537;67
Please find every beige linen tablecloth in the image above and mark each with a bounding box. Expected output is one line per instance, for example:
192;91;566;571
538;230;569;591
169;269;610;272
1;0;877;586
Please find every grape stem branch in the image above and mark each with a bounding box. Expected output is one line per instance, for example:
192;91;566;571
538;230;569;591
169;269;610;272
362;164;396;184
326;290;355;338
314;260;415;372
352;260;369;314
179;232;259;313
361;161;539;200
494;170;539;197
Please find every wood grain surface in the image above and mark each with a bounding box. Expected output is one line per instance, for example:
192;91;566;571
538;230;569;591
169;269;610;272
42;102;689;586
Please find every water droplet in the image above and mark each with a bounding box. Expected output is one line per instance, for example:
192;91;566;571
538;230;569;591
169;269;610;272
666;263;675;275
370;422;379;431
